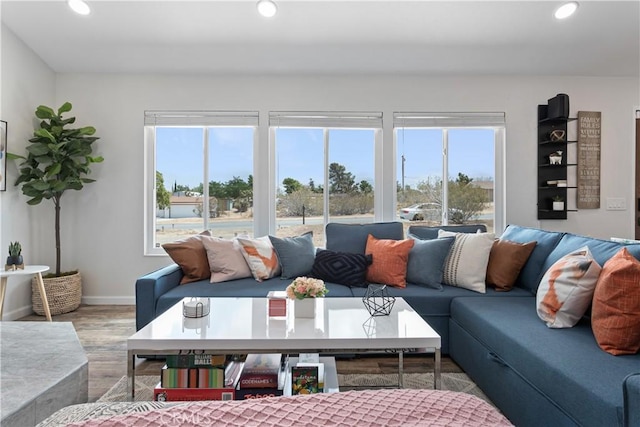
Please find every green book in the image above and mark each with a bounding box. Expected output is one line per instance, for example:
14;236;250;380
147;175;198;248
291;366;319;395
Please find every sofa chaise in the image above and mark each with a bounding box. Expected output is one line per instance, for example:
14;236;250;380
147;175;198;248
135;222;640;427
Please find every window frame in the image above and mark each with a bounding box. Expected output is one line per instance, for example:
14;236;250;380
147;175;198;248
392;112;506;232
268;111;383;238
143;111;259;255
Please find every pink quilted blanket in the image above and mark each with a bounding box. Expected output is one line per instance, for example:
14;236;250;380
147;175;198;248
69;389;512;426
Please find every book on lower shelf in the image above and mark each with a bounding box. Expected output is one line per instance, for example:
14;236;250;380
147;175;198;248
224;359;245;388
284;356;338;395
238;354;283;389
161;365;224;388
165;353;227;369
154;383;235;401
235;356;287;400
235;387;284;400
296;362;324;391
291;365;319;395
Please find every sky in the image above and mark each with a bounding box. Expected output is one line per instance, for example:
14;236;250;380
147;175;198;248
155;126;495;193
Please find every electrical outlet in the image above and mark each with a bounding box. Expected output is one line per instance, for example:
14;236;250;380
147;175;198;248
606;198;627;211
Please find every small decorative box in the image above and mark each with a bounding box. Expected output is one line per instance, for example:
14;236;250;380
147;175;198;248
267;291;287;317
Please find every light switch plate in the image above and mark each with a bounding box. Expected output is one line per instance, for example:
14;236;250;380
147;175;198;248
606;198;627;211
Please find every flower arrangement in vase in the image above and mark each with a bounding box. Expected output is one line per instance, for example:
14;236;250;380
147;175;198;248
286;277;328;318
286;277;328;300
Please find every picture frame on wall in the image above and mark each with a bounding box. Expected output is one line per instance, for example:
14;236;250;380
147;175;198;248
0;120;6;191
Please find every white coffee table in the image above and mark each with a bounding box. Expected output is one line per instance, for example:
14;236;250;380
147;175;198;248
127;297;441;400
0;265;51;321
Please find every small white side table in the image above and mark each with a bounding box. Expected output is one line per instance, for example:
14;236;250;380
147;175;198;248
0;265;52;321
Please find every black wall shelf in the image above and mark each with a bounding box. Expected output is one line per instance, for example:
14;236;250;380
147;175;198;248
537;104;576;220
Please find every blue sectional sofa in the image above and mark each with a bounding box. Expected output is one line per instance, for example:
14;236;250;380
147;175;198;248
135;222;640;427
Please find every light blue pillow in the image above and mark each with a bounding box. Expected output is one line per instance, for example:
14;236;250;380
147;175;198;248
406;236;455;290
269;232;315;279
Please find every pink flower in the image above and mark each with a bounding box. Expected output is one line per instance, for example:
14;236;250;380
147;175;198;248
286;277;327;299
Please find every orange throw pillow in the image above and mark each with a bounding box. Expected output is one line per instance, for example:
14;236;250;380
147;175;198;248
592;247;640;355
365;234;414;288
486;239;537;291
162;231;211;284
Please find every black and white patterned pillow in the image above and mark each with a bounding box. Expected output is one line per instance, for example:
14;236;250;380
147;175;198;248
311;250;372;287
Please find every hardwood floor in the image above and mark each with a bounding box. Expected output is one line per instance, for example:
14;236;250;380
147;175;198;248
18;305;462;402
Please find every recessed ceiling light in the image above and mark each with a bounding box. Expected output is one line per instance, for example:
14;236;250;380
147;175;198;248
554;2;579;20
68;0;91;15
257;0;277;18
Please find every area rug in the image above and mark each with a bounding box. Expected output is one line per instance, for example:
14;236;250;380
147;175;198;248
98;372;491;404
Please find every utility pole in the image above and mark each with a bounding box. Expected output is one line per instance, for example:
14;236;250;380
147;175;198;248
401;154;406;191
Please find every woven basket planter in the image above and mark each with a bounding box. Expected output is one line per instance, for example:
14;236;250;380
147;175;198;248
32;272;82;316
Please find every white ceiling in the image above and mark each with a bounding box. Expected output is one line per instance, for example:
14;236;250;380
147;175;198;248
2;0;639;76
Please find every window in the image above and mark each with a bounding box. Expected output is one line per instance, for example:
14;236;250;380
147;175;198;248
270;112;382;246
394;112;505;235
144;111;258;255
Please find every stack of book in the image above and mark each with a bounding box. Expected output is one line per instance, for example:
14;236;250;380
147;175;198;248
235;354;286;400
154;354;239;401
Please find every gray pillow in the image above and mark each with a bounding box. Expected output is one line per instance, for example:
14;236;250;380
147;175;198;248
269;232;315;279
406;236;455;290
325;222;404;254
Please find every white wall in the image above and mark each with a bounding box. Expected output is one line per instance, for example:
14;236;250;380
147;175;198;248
0;24;55;319
1;31;638;310
52;73;638;305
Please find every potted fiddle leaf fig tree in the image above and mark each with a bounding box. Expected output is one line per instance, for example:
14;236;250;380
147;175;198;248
10;102;103;315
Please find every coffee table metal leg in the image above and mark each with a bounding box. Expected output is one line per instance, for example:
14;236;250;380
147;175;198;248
434;348;441;390
128;350;135;401
398;351;404;388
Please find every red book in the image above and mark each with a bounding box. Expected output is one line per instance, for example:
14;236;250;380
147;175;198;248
235;388;283;400
154;383;235;401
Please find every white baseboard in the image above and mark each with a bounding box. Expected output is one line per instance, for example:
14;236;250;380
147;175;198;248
1;305;38;321
81;296;136;305
1;298;135;320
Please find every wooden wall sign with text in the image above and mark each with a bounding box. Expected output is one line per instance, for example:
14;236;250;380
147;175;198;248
577;111;601;209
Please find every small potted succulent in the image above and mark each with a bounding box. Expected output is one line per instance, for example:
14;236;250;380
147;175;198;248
552;195;565;211
5;241;24;271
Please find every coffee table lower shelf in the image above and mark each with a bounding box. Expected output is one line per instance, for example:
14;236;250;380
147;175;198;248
129;349;440;400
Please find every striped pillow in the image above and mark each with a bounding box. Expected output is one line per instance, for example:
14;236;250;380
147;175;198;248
438;230;495;293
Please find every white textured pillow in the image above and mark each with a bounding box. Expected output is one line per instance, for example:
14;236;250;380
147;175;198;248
202;236;252;283
438;230;495;293
237;236;281;281
536;246;602;328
